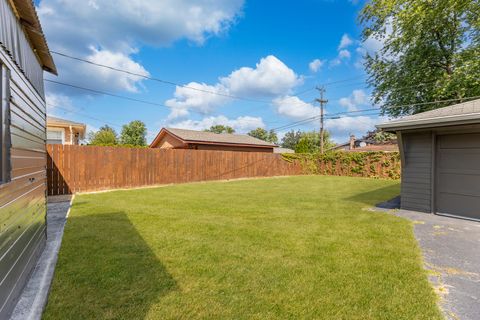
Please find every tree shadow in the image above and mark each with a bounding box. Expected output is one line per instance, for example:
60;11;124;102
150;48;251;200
343;183;401;207
43;212;177;320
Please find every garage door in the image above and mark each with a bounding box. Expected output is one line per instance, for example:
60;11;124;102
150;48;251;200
436;133;480;220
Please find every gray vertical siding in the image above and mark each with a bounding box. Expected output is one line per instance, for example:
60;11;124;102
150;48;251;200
0;0;45;98
0;38;46;319
400;132;433;212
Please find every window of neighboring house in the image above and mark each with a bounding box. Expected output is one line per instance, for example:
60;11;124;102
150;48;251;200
47;129;64;145
0;62;11;183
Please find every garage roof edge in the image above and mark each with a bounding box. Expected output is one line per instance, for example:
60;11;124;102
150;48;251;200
377;99;480;131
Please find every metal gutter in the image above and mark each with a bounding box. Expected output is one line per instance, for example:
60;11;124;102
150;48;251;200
377;112;480;131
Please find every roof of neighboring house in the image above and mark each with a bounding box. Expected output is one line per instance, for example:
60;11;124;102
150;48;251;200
47;116;86;139
10;0;57;74
150;128;278;148
377;99;480;131
274;147;294;154
47;116;86;128
327;138;373;151
345;143;399;152
327;143;349;151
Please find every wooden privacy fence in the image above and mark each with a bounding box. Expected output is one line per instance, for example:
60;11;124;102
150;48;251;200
46;145;303;195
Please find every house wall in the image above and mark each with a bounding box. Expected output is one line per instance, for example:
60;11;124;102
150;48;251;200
0;3;47;317
46;126;65;144
191;143;274;153
400;131;433;212
0;0;45;97
47;125;82;145
152;132;274;152
156;134;185;149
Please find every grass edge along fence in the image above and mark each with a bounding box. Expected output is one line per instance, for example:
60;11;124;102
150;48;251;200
282;151;401;180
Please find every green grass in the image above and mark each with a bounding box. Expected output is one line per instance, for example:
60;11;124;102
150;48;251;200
43;176;442;320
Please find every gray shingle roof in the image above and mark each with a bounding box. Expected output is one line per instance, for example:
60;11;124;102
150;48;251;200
377;99;480;131
166;128;277;147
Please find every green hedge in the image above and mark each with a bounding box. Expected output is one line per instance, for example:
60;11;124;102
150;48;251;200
282;151;401;180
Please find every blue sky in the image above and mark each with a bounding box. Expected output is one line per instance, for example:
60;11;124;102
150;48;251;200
37;0;384;143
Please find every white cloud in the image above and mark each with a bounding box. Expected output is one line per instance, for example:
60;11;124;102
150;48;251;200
46;47;150;94
165;82;230;120
339;89;369;111
273;96;320;119
329;34;355;67
338;34;353;50
326;116;381;142
38;0;244;50
45;93;75;116
360;37;383;55
309;59;325;73
168;115;265;133
39;0;244;94
165;55;302;119
338;49;351;59
220;55;301;97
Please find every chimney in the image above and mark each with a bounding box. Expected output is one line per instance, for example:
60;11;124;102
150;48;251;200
349;134;356;150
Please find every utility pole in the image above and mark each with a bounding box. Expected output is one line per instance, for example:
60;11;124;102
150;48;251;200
315;86;328;154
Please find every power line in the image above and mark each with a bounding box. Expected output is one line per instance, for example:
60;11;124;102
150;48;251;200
272;115;320;131
270;94;480;132
47;50;379;104
48;103;123;129
290;87;317;96
320;75;367;87
45;79;216;117
49;50;320;104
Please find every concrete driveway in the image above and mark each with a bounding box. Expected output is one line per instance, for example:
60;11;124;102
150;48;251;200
376;201;480;320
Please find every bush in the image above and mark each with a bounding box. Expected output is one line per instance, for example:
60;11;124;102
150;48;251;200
282;151;400;179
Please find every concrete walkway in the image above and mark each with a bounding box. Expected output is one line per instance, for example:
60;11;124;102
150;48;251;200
375;201;480;320
10;197;72;320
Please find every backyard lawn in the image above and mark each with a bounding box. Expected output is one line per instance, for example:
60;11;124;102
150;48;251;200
43;176;441;320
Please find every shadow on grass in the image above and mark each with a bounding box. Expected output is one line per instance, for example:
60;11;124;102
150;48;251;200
343;183;401;206
43;212;177;320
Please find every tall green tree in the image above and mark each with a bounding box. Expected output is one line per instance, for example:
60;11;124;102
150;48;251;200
247;128;278;143
120;120;147;146
88;125;118;146
267;129;278;144
293;131;335;153
360;0;480;117
204;125;235;134
281;130;303;150
295;136;317;154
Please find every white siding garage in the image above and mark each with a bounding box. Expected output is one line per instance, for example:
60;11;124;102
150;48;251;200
378;99;480;221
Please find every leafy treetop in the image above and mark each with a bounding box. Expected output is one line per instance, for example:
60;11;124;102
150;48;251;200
247;128;278;143
88;125;118;146
204;125;235;134
360;0;480;117
120;120;147;146
281;129;335;153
